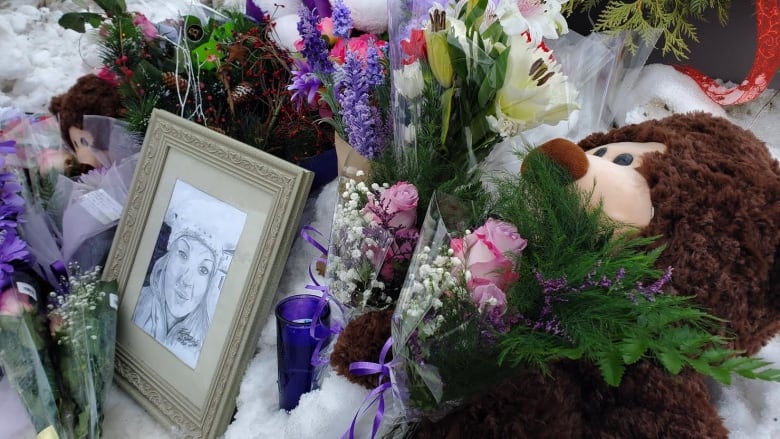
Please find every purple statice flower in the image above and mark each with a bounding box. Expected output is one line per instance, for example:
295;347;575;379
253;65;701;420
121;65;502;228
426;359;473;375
297;6;334;75
534;270;568;293
288;59;323;108
337;51;389;159
331;0;353;39
635;266;673;301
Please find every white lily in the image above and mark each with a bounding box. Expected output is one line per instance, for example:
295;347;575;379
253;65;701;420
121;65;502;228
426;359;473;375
487;34;578;136
494;0;569;43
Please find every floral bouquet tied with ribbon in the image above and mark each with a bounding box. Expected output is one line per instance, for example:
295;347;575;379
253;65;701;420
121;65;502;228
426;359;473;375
383;159;780;428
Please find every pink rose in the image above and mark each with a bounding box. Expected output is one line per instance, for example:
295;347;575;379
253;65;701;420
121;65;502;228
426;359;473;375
382;182;418;229
133;13;159;41
0;286;34;317
470;281;507;315
330;34;387;64
478;218;528;255
363;181;419;230
48;312;65;336
317;17;338;46
451;219;526;291
36;149;69;175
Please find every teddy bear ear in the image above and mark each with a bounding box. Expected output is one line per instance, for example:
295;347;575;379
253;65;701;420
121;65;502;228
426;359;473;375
48;95;63;116
521;138;589;181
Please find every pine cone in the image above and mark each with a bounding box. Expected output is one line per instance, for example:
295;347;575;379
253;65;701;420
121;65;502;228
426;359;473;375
162;72;188;91
230;82;254;105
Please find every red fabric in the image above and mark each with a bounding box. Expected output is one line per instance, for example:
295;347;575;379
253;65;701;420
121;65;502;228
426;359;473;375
675;0;780;105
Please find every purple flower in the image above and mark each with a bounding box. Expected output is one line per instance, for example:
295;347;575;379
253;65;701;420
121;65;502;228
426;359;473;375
289;60;323;107
331;0;353;39
0;229;30;281
365;45;385;87
297;6;334;75
337;51;389;159
635;266;673;301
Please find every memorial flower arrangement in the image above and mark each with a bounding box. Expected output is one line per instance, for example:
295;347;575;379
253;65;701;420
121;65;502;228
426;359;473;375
58;0;333;165
290;0;392;160
1;264;118;439
325;175;420;316
0;134;119;439
388;155;780;423
373;0;579;209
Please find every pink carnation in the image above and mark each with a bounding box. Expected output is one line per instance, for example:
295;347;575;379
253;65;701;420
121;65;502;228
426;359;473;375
36;149;69;175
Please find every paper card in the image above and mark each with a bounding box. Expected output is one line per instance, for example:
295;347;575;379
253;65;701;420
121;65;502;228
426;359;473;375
79;188;123;225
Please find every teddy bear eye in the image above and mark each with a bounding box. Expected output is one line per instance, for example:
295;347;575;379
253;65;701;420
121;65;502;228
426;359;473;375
613;153;634;166
593;147;607;157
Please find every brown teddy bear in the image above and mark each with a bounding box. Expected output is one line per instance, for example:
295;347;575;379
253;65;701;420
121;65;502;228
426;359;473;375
330;112;780;438
48;73;124;170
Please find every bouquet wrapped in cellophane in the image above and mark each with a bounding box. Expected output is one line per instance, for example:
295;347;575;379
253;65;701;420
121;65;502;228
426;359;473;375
49;265;118;439
382;0;579;197
320;176;421;331
385;154;780;429
0;122;121;438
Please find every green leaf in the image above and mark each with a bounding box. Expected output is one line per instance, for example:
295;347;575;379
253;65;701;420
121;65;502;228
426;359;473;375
492;48;509;91
440;87;454;145
94;0;127;16
58;12;103;33
619;337;647;364
597;350;625;386
658;350;685;374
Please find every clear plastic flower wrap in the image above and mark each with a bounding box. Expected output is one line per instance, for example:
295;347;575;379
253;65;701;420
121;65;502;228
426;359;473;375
387;0;579;176
389;191;527;422
325;177;394;318
325;176;421;319
49;266;119;439
0;276;66;438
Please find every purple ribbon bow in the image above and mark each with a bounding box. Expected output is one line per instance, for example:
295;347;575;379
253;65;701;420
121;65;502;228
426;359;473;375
342;337;395;439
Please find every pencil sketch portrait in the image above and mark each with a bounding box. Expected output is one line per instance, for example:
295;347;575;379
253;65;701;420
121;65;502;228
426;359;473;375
132;179;247;368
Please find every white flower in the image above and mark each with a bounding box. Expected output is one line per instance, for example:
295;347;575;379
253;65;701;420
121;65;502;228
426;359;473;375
494;0;569;43
393;62;425;99
487;34;578;136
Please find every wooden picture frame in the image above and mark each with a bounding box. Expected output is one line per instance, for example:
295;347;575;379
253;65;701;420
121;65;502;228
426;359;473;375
104;109;313;438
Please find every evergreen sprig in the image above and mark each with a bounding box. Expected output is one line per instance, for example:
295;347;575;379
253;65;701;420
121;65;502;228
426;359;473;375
490;153;780;386
563;0;732;59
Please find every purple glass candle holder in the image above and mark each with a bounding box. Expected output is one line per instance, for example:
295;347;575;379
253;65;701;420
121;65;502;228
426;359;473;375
275;294;330;411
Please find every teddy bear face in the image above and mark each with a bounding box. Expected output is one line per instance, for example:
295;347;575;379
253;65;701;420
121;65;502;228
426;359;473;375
578;141;666;228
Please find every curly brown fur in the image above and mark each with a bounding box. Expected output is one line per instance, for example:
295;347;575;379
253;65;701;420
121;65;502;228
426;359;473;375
580;112;780;355
48;74;124;152
330;309;394;389
413;360;728;439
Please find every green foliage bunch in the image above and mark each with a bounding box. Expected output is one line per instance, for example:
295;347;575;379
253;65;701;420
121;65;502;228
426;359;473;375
564;0;732;59
492;152;780;386
59;0;333;164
